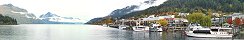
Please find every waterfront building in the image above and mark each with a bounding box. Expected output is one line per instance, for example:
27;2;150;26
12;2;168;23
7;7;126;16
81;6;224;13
118;15;188;27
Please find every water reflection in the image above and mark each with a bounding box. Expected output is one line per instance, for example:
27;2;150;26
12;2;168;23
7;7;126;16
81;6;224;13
0;24;243;40
0;25;28;40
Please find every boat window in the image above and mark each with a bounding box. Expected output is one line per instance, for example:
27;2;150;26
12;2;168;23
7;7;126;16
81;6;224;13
211;29;218;32
219;29;232;32
157;26;161;28
190;28;193;31
138;27;144;28
193;30;211;34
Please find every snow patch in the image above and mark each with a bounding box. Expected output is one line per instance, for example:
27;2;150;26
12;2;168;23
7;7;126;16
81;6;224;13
11;11;27;14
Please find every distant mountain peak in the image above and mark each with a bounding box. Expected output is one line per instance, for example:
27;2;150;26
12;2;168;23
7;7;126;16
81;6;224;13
39;12;60;18
46;12;52;14
144;0;157;4
0;4;28;12
3;4;14;7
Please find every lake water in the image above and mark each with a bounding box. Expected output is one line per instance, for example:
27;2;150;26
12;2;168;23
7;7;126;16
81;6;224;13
0;24;243;40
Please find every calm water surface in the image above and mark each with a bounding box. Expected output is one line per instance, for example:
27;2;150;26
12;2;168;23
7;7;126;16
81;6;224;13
0;24;243;40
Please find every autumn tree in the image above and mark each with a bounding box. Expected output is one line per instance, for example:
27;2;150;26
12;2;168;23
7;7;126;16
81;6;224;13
103;18;113;24
233;18;241;26
227;18;232;24
157;19;168;27
207;9;212;18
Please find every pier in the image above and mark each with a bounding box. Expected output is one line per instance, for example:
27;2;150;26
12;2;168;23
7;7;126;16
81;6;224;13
169;27;186;31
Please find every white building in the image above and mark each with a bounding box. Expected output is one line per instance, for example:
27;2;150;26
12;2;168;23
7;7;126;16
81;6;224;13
141;15;174;21
178;13;189;17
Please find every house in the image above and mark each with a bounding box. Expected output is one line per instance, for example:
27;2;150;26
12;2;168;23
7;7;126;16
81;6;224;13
173;18;188;26
118;15;189;27
212;13;221;17
178;13;189;17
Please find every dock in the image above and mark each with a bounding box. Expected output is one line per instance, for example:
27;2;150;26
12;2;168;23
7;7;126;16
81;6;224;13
169;27;187;31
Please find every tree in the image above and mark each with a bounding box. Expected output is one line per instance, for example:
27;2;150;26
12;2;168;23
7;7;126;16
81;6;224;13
242;19;244;25
103;18;113;24
187;12;212;27
234;18;241;26
0;14;17;25
187;12;205;23
200;16;212;27
227;18;232;24
157;19;168;27
207;9;212;18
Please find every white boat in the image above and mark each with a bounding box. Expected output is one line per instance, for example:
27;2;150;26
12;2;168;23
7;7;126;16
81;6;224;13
102;24;107;27
132;26;149;31
149;24;163;32
185;23;233;37
209;27;233;37
118;25;129;30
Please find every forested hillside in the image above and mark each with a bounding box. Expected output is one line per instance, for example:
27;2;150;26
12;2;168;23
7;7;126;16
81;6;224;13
0;14;17;25
87;0;244;24
121;0;244;19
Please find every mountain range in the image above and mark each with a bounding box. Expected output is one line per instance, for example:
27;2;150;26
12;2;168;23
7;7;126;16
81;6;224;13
33;12;83;24
0;4;84;24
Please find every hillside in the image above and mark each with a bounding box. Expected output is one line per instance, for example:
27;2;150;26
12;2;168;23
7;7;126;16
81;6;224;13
86;0;165;24
121;0;244;19
0;14;17;25
87;0;244;24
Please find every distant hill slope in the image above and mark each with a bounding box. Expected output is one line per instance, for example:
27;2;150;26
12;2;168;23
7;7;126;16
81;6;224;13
87;0;244;24
0;4;36;24
0;14;17;25
108;0;160;18
109;5;139;18
121;0;244;19
86;0;164;24
85;17;104;24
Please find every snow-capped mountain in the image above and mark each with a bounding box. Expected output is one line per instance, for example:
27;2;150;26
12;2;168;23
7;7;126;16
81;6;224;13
39;12;60;18
35;12;83;24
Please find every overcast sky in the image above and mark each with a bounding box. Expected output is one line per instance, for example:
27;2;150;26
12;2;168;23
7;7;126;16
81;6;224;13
0;0;166;21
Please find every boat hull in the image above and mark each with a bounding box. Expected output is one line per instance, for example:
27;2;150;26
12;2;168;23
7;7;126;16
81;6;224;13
149;28;163;32
185;31;233;37
118;26;127;30
132;26;149;32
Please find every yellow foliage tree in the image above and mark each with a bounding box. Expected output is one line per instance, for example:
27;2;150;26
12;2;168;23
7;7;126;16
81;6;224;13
103;18;113;24
157;19;168;27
